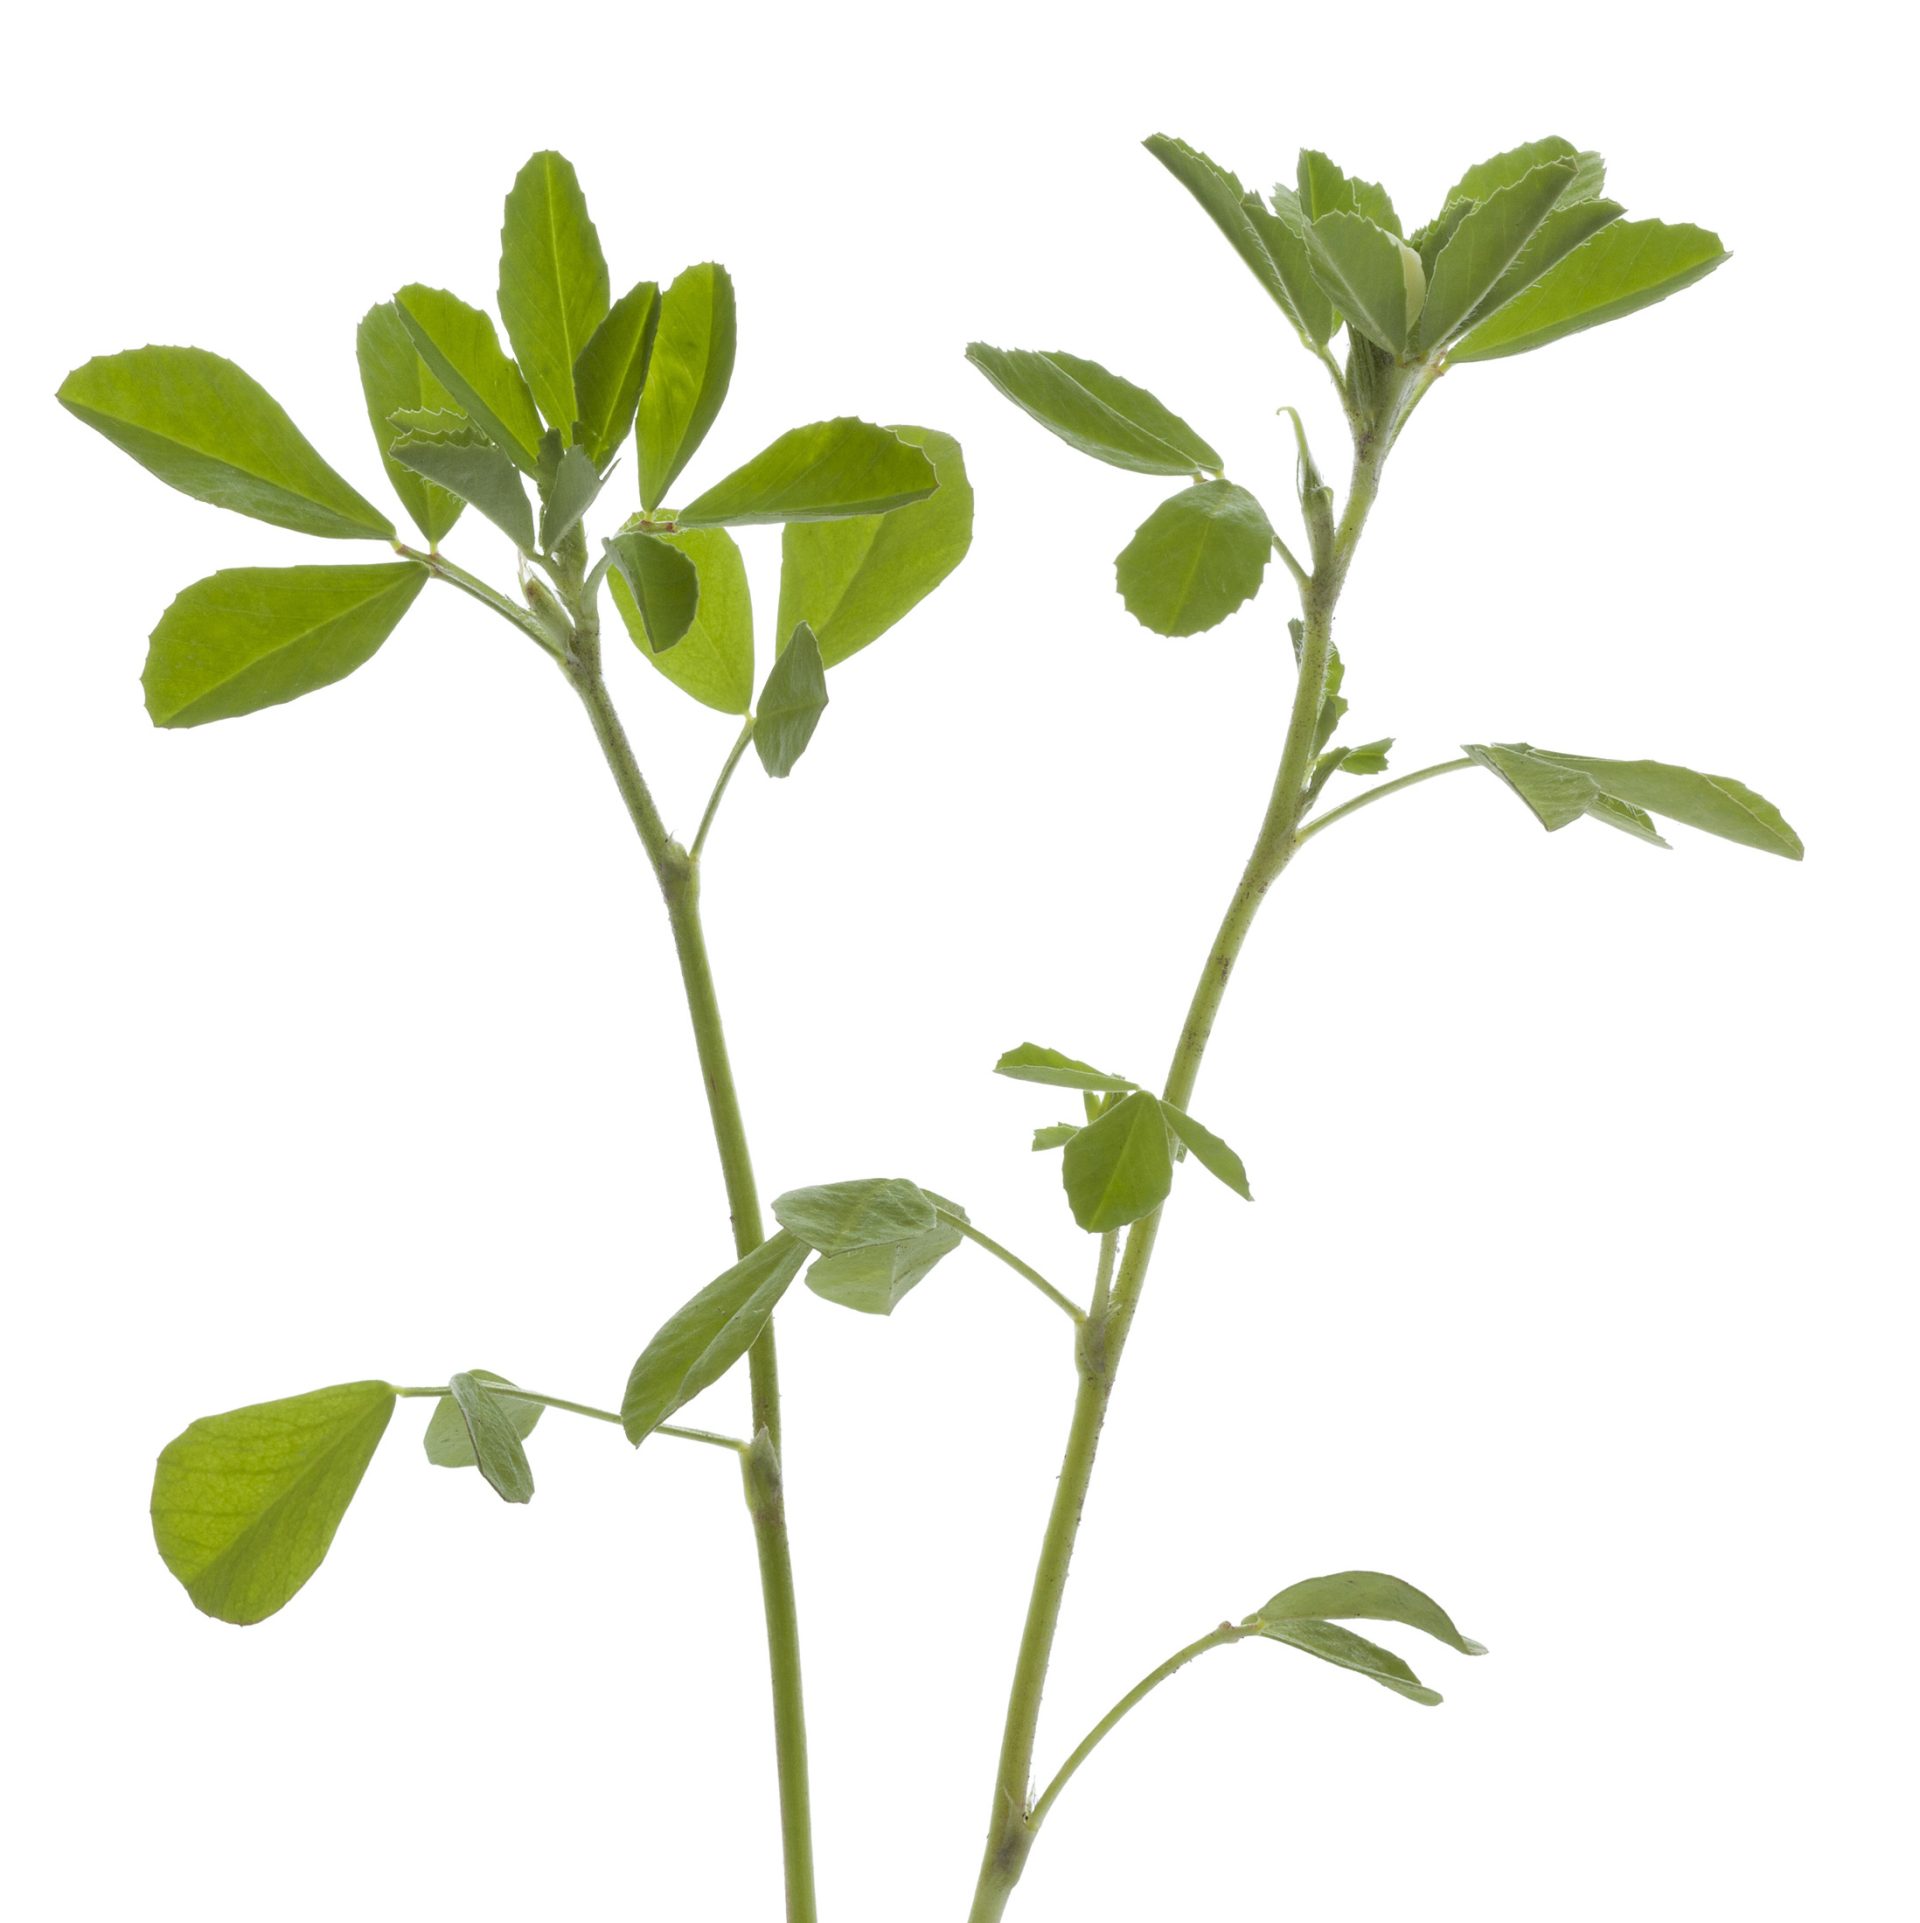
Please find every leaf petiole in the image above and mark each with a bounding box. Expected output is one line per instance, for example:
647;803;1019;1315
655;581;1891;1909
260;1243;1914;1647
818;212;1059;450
1294;755;1476;846
396;1384;746;1451
938;1213;1085;1325
691;716;758;864
394;542;560;654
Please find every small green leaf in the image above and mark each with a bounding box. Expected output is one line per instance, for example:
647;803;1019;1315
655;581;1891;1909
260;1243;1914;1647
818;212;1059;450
1260;1569;1486;1655
994;1044;1136;1094
1257;1618;1443;1706
143;562;427;727
614;527;753;713
1032;1124;1079;1151
539;444;606;550
1521;747;1802;858
964;344;1220;477
498;151;610;439
773;1177;939;1253
424;1369;543;1468
1581;789;1671;847
355;303;465;546
389;426;535;551
1302;213;1426;356
394;285;546;473
447;1372;536;1504
754;623;828;776
679;419;936;528
1161;1104;1252;1200
574;280;661;468
1439;136;1580;210
1335;737;1393;775
59;346;394;541
621;1233;809;1444
638;262;736;512
1448;220;1728;362
1116;480;1273;637
1416;159;1576;349
605;529;701;652
776;426;973;667
805;1223;963;1316
1062;1089;1174;1233
151;1380;395;1624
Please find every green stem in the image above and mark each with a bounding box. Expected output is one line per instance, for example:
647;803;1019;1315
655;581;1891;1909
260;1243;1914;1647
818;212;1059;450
396;542;558;654
690;718;757;864
943;1215;1085;1324
1294;755;1475;846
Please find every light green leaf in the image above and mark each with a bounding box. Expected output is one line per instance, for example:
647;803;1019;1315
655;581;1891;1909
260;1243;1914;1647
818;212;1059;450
498;151;610;438
1257;1618;1443;1705
447;1372;536;1504
390;426;535;551
1261;1569;1486;1655
355;303;464;545
621;1232;808;1444
1581;789;1671;847
1440;137;1579;210
805;1215;963;1316
1465;742;1599;831
637;262;736;511
1161;1104;1252;1200
1447;197;1626;340
1062;1089;1174;1233
680;419;937;528
540;444;606;550
394;285;545;473
1521;747;1802;858
59;346;394;541
964;344;1220;477
776;426;972;667
1335;737;1393;775
144;562;427;727
1116;480;1274;637
614;527;752;712
755;623;828;776
1302;213;1426;356
574;279;660;467
605;528;700;652
994;1044;1136;1094
1448;220;1729;362
773;1177;939;1253
151;1380;395;1624
424;1369;543;1468
1296;150;1400;235
1416;159;1576;349
1032;1124;1079;1152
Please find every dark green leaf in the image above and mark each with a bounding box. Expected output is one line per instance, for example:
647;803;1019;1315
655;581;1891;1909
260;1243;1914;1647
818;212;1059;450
1522;747;1802;858
754;623;828;776
995;1044;1136;1094
637;262;736;511
964;344;1220;477
540;444;606;550
390;424;535;551
59;346;394;540
574;280;660;467
144;562;427;727
355;303;465;546
498;151;610;438
394;285;545;473
773;1177;939;1253
1062;1089;1173;1233
447;1372;535;1504
614;527;752;713
1261;1569;1486;1655
151;1380;395;1624
680;419;937;528
1116;480;1273;636
1257;1618;1442;1705
1161;1104;1252;1200
621;1233;808;1444
1417;159;1576;349
424;1369;543;1468
605;528;700;652
1302;213;1427;355
1032;1124;1079;1151
776;426;973;667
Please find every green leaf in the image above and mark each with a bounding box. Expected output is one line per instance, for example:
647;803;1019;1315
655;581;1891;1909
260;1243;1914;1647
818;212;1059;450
1521;747;1803;858
1161;1104;1252;1200
621;1232;808;1444
59;346;394;541
1450;196;1625;338
776;426;973;667
355;303;464;545
1581;789;1671;847
389;425;535;551
1416;159;1576;348
1440;136;1580;210
574;280;661;467
394;285;546;473
1448;220;1728;362
1115;480;1273;637
680;419;937;528
994;1043;1136;1094
497;151;610;439
637;262;736;511
151;1380;395;1625
1261;1569;1486;1655
1143;136;1336;349
143;562;427;727
614;527;752;713
447;1372;535;1504
540;444;606;550
964;344;1220;477
1302;213;1427;356
424;1369;543;1468
605;529;700;652
1032;1124;1079;1151
1465;742;1600;832
1335;737;1393;775
1296;150;1399;235
755;623;828;776
1062;1089;1173;1233
772;1177;939;1253
1257;1618;1443;1706
805;1213;964;1316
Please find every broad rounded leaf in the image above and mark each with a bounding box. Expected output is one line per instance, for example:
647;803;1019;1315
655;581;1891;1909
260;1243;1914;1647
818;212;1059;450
605;529;700;653
1115;480;1274;636
355;303;465;545
615;527;752;713
754;623;829;776
498;151;610;438
1062;1089;1174;1233
679;419;936;529
59;346;394;540
448;1372;536;1504
1258;1618;1443;1706
1260;1570;1486;1656
965;344;1220;477
424;1369;543;1468
638;262;736;512
574;280;661;467
995;1043;1136;1094
394;285;545;472
151;1380;395;1624
1162;1104;1252;1200
144;562;427;727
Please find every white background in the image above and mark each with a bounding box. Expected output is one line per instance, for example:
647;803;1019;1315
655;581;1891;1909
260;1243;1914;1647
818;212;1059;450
5;3;1911;1917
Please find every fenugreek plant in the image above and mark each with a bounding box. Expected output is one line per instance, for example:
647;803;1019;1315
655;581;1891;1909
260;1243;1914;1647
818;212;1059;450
62;135;1800;1922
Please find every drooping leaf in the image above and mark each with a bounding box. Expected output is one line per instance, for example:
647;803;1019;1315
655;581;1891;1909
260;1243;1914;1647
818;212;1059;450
1416;159;1576;349
1062;1089;1174;1233
776;427;973;666
539;444;606;550
1521;747;1803;858
805;1210;964;1316
59;347;394;540
447;1372;536;1504
1302;213;1427;355
1032;1124;1079;1151
1161;1104;1252;1200
679;419;937;528
389;424;536;551
497;151;610;438
143;562;427;727
773;1177;940;1253
1439;136;1580;210
393;285;546;473
964;344;1220;477
1448;220;1728;362
621;1232;809;1444
1261;1569;1486;1655
1465;742;1601;831
424;1369;543;1468
574;280;661;468
605;528;701;652
614;527;752;712
637;262;736;511
151;1380;395;1624
1257;1618;1443;1706
754;623;828;776
354;303;465;545
1116;480;1274;636
994;1044;1136;1094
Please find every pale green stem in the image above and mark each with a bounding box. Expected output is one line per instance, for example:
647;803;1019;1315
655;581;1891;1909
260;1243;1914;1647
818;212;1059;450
1271;532;1311;593
1087;1231;1118;1322
691;718;757;864
395;542;557;653
941;1214;1085;1325
1294;756;1475;846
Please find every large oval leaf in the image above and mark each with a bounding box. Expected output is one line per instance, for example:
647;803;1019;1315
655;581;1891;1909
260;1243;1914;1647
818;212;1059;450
637;262;736;511
1115;480;1273;636
614;527;752;712
678;419;936;529
965;344;1220;477
497;150;610;438
354;303;465;545
151;1380;395;1624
